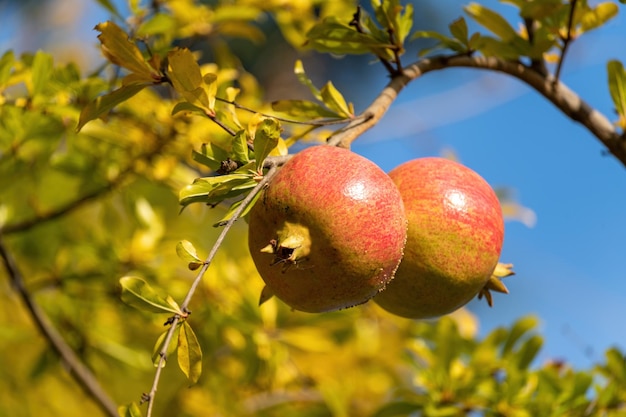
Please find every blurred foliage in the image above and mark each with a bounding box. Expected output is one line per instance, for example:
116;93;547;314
1;1;626;417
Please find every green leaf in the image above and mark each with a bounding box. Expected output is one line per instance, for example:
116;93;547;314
605;347;626;382
320;82;353;118
77;83;148;131
119;276;183;315
168;48;210;109
231;129;250;164
580;2;618;32
305;17;391;56
118;402;143;417
253;118;281;173
179;174;256;207
152;325;181;367
607;60;626;129
31;50;53;97
0;50;15;88
191;143;222;171
213;189;263;227
171;101;207;117
464;3;519;41
95;21;156;81
515;334;543;369
176;240;203;268
449;17;469;46
271;99;343;120
412;30;467;55
178;322;202;384
294;60;322;101
502;316;539;356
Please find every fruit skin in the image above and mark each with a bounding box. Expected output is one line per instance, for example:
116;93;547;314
248;145;407;313
374;157;504;319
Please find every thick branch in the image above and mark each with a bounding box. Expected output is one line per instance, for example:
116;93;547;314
331;55;626;168
0;235;118;417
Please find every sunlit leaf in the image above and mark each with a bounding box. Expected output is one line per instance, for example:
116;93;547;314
176;240;202;265
77;83;148;131
0;50;15;88
95;21;156;81
191;143;223;171
271;99;343;120
580;2;618;32
464;3;519;41
118;402;143;417
179;174;256;207
119;276;183;314
503;316;539;357
31;50;53;97
412;30;467;55
152;325;181;367
294;59;322;101
253;117;281;173
171;101;206;117
231;129;250;164
305;17;392;57
178;322;202;384
320;81;353;118
213;189;263;227
168;48;210;109
515;334;543;369
607;60;626;129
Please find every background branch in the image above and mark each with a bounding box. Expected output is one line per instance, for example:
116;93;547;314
0;235;119;417
331;55;626;168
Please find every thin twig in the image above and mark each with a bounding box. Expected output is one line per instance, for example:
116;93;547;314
554;0;578;83
0;235;119;417
213;97;352;127
144;163;279;417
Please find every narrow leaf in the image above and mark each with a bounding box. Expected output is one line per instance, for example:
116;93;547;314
191;143;222;171
580;3;618;32
152;325;181;367
171;101;206;116
253;118;281;173
294;60;322;101
95;21;155;80
607;60;626;129
119;276;182;314
272;99;342;120
77;83;147;131
178;322;202;384
320;81;353;118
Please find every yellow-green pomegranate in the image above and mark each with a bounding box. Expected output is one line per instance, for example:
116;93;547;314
374;157;504;319
248;145;407;313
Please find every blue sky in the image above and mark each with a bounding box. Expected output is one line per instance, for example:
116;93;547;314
353;1;626;367
2;0;625;369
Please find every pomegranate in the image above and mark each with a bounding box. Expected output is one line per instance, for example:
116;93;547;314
374;157;504;319
248;145;407;313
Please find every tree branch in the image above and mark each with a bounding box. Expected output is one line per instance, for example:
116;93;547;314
144;163;279;417
331;55;626;167
0;235;119;417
